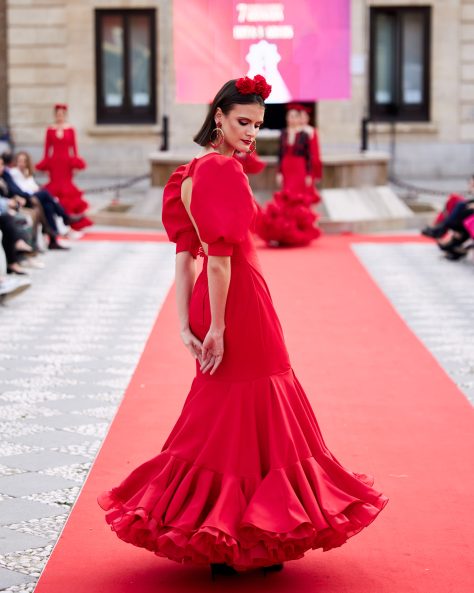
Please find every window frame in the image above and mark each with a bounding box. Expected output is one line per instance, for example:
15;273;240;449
369;6;431;122
95;8;157;125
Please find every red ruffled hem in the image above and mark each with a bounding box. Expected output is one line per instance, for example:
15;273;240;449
98;452;388;571
256;189;321;247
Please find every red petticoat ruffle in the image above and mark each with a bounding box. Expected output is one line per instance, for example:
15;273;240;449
98;452;387;571
256;190;321;247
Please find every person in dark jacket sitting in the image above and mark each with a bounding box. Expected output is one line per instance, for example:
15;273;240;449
421;175;474;260
1;153;81;249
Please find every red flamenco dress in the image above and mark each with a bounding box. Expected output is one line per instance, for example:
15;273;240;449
36;127;92;230
98;153;387;570
256;188;321;247
279;129;320;204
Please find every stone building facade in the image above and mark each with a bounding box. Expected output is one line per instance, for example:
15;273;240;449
0;0;473;178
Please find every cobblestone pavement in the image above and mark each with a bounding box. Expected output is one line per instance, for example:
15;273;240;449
0;239;175;592
353;243;474;405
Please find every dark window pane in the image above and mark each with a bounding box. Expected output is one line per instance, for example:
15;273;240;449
102;15;124;107
402;12;424;105
374;13;395;105
129;15;151;107
369;7;430;121
96;9;156;124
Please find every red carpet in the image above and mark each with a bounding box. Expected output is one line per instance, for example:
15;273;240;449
35;235;473;593
82;231;168;242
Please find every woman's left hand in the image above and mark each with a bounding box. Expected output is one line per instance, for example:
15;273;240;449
305;175;313;188
201;327;224;375
180;327;203;363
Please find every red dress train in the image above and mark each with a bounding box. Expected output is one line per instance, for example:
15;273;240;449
98;153;387;570
36;127;92;230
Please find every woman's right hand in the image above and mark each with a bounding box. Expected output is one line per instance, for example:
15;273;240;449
180;327;203;363
201;327;225;375
276;172;283;188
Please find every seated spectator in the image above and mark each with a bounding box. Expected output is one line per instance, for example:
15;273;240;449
0;153;43;250
3;152;82;250
421;174;474;260
0;210;32;275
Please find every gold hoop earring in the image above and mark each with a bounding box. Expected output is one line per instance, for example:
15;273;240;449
248;139;256;154
210;125;225;149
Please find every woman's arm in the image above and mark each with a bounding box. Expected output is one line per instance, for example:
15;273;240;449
175;251;202;361
201;255;231;375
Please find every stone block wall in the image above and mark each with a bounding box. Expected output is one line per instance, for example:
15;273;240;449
0;0;8;128
4;0;473;178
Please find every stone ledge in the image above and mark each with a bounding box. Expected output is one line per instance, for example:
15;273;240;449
150;151;390;190
368;122;438;134
87;125;161;137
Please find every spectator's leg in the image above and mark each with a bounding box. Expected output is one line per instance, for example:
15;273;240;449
422;201;467;238
0;214;25;268
35;189;84;227
34;190;60;236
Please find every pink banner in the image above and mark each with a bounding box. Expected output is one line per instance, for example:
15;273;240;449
173;0;350;103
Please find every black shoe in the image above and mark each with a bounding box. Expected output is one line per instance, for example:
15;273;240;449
7;265;29;276
48;240;70;251
421;225;446;239
64;213;84;225
210;563;238;580
262;563;284;576
444;248;468;260
438;235;469;252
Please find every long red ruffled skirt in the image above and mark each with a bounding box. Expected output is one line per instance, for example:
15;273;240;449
98;250;388;570
98;371;388;570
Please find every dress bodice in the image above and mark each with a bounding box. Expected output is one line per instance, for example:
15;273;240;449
162;153;260;266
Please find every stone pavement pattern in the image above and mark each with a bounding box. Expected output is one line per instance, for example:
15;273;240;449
0;240;175;592
353;243;474;405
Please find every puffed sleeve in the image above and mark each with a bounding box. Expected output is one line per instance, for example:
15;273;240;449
191;156;255;256
162;165;200;257
69;128;86;170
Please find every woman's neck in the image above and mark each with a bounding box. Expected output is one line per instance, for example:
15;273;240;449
203;145;234;158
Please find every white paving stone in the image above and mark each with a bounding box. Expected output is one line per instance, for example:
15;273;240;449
0;240;175;590
353;243;474;405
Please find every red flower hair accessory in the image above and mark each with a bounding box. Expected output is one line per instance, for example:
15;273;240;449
54;103;68;111
236;75;272;100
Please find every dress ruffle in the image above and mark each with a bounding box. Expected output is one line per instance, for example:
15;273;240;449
98;373;387;570
256;190;321;247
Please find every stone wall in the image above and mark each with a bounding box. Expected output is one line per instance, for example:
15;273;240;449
5;0;473;178
460;0;474;143
0;0;8;128
318;0;473;178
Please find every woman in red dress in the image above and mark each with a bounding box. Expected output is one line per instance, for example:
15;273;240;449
276;104;319;203
98;75;388;577
300;106;323;184
36;104;92;231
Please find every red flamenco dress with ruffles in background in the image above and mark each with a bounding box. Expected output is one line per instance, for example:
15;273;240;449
98;153;388;570
36;127;92;230
279;129;320;205
256;189;321;247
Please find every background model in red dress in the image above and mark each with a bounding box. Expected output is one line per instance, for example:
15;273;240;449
98;154;387;571
36;105;92;231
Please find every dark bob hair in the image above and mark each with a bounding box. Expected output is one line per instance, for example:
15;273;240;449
193;79;266;147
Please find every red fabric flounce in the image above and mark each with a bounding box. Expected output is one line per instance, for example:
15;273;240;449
256;190;321;247
98;452;387;570
35;157;51;172
99;369;387;572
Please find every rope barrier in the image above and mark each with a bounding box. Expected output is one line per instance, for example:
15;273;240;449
389;175;464;198
83;173;151;195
